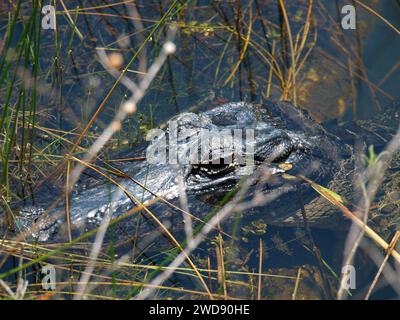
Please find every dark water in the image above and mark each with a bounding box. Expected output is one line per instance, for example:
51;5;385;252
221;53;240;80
0;0;399;299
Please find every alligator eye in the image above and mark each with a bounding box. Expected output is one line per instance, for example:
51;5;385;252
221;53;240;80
192;160;238;178
271;148;293;163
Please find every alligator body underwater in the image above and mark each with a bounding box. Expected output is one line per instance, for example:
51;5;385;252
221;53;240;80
12;100;400;241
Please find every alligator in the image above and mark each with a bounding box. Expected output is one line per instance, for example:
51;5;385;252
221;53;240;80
10;100;400;241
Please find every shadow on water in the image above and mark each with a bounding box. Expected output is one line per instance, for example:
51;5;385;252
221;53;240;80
0;0;399;299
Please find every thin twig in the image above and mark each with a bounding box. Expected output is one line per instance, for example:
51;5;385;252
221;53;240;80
364;231;400;300
257;238;263;300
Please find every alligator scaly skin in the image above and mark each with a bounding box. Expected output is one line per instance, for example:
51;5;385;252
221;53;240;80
10;100;400;240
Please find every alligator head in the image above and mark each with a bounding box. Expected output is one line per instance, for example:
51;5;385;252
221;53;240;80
15;101;347;240
140;101;345;223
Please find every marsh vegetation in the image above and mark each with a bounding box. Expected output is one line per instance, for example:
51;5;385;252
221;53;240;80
0;0;399;300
